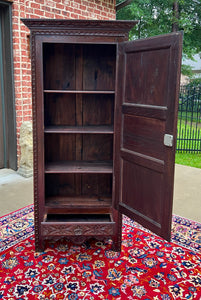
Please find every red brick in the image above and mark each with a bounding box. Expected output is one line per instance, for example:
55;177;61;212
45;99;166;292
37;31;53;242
31;3;40;9
45;11;54;18
62;11;71;17
80;5;87;10
35;0;45;4
56;3;64;9
73;8;82;15
34;9;45;16
52;8;60;14
23;116;32;121
70;13;80;18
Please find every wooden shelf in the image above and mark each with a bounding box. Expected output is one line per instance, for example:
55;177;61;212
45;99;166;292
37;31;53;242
44;125;114;134
45;196;112;209
44;90;115;94
45;161;113;174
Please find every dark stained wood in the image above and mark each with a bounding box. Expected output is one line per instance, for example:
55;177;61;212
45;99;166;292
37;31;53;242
44;125;114;134
43;43;76;90
122;114;165;160
75;46;83;196
44;90;115;94
41;214;115;237
115;32;183;241
120;149;164;173
83;44;116;91
45;134;113;163
82;134;113;161
45;213;112;222
122;103;167;120
45;196;112;208
45;134;76;163
22;19;181;253
45;172;112;200
23;19;137;252
44;93;76;126
83;94;114;126
45;161;113;173
124;48;170;106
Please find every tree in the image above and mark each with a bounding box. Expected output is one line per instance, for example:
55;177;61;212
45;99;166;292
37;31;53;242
116;0;201;60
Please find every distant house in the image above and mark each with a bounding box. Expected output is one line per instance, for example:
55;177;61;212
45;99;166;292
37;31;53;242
181;54;201;85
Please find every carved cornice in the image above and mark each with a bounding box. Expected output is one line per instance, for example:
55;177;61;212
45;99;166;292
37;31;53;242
21;19;137;33
21;20;138;42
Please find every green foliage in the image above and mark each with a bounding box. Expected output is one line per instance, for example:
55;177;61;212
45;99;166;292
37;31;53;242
187;77;201;87
181;65;194;77
116;0;201;59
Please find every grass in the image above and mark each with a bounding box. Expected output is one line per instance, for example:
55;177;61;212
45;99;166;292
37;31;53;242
175;153;201;169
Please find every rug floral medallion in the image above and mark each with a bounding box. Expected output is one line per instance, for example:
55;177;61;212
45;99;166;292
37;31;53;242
0;205;201;300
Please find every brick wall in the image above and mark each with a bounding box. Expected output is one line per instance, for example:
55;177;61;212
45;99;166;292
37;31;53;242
12;0;116;166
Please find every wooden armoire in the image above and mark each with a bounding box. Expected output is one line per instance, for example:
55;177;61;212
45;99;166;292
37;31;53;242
22;19;182;252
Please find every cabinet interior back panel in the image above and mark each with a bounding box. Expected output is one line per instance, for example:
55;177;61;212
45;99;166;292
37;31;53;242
82;95;114;126
82;44;116;91
43;43;116;91
45;173;112;197
45;134;113;162
44;94;76;126
43;44;76;90
44;94;114;127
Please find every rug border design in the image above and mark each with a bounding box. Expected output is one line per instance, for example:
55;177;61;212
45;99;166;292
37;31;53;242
0;205;34;252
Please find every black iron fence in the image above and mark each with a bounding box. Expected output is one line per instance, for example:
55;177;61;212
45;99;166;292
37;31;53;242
177;84;201;153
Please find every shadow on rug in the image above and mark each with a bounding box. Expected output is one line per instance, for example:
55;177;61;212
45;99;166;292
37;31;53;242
0;205;201;299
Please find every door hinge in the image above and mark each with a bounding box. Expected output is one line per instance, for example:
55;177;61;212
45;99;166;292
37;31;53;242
164;134;173;147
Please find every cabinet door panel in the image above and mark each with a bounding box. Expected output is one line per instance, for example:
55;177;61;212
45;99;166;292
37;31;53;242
114;33;182;241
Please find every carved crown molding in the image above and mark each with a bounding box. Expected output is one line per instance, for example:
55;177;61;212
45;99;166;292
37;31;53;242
21;19;138;33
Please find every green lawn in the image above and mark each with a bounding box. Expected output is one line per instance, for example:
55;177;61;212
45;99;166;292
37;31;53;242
175;153;201;169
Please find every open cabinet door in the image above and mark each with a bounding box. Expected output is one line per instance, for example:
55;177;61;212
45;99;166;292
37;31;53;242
114;33;182;241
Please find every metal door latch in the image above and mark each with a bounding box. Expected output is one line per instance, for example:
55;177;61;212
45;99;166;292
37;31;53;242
164;134;173;147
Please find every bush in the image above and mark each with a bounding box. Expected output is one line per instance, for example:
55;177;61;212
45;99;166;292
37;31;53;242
186;77;201;87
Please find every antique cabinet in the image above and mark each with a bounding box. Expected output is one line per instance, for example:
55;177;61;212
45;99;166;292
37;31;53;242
22;19;182;252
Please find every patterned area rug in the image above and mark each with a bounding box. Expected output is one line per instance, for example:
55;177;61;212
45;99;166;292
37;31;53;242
0;205;201;299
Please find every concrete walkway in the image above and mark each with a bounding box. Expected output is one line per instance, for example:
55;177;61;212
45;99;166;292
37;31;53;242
173;164;201;222
0;165;200;222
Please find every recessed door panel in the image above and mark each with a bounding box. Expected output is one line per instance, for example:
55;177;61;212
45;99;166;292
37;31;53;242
125;48;170;106
123;114;165;160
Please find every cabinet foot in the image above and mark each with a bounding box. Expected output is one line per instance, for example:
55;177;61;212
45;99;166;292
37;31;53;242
112;239;122;252
35;239;45;253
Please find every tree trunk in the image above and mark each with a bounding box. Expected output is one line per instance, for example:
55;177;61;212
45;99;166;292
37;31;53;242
172;1;179;32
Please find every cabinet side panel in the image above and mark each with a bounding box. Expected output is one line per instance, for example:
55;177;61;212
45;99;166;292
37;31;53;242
32;35;45;251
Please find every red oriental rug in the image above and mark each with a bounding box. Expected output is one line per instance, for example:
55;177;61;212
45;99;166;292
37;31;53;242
0;205;201;300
